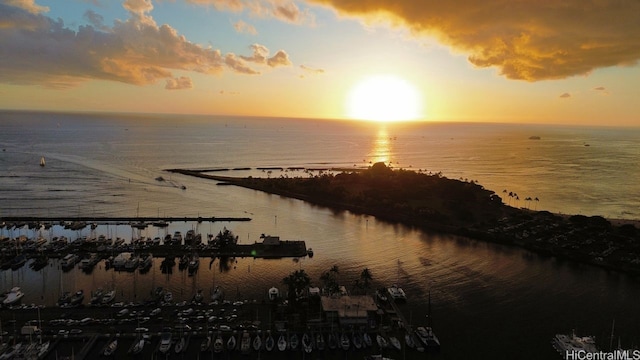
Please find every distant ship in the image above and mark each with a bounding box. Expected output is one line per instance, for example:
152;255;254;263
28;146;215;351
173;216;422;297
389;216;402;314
552;331;598;358
40;156;45;167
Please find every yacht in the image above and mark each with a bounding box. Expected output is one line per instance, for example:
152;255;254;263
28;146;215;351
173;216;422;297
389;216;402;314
253;331;262;351
131;339;145;355
60;254;79;270
376;334;388;349
268;287;279;301
340;333;350;350
315;332;325;351
200;336;211;352
213;334;224;353
2;287;24;306
227;333;237;351
265;331;275;352
103;339;118;356
240;331;251;354
70;290;84;306
277;334;287;351
102;290;116;304
387;284;407;302
415;326;440;350
158;328;173;354
302;332;313;353
553;331;598;358
174;336;186;354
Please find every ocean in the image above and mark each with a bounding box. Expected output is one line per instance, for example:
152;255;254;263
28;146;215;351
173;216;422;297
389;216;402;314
1;110;639;359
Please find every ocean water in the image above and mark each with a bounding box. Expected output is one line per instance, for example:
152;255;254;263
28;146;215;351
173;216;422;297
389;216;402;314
1;110;639;359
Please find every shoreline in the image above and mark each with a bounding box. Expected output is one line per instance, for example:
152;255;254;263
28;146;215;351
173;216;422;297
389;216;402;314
167;167;640;277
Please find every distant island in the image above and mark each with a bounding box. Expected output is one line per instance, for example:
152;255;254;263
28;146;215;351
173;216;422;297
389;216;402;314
169;163;640;275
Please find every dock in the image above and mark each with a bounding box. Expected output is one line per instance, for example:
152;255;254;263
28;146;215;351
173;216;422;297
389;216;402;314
0;216;251;226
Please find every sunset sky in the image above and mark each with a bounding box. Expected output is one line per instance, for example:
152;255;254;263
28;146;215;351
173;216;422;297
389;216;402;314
1;0;639;126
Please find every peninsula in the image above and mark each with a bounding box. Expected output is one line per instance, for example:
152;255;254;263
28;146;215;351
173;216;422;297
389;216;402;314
168;163;640;275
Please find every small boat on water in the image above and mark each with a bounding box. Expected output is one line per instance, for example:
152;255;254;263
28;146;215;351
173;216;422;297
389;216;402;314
415;326;440;350
302;332;313;353
103;339;118;356
200;336;211;352
289;333;299;351
376;334;388;349
277;334;287;351
352;332;363;349
2;287;24;306
252;331;262;351
192;289;204;304
70;290;84;306
265;331;275;352
102;290;116;304
268;287;279;301
129;339;145;354
174;336;186;353
240;331;251;354
327;332;338;350
340;332;350;351
315;332;325;351
90;288;104;304
227;333;237;351
405;333;416;349
40;156;45;167
158;328;172;354
211;286;224;301
213;334;224;353
389;336;402;350
163;291;173;303
363;332;373;347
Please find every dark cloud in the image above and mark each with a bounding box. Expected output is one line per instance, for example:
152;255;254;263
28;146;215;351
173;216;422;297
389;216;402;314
593;86;606;91
559;93;571;98
0;1;289;88
309;0;640;81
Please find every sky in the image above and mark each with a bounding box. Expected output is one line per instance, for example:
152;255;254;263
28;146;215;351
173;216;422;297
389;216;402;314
1;0;639;126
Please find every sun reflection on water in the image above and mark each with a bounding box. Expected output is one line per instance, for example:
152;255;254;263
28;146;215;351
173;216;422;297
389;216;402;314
370;127;392;164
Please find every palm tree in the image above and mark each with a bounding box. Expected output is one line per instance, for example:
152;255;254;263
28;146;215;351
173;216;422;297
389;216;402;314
534;197;540;210
282;269;311;304
359;268;373;294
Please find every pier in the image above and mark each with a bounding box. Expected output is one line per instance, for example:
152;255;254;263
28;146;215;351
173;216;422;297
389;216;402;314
0;216;251;226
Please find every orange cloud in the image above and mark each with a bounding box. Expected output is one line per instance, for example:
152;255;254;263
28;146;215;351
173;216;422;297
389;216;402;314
309;0;640;81
184;0;312;24
0;1;287;88
241;44;292;68
165;76;193;90
234;19;257;35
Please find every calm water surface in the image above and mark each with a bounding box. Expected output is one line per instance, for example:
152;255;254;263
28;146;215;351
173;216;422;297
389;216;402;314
1;111;639;359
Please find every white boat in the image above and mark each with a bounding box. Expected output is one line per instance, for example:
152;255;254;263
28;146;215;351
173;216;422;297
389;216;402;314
200;336;211;352
174;336;186;353
102;290;116;304
252;332;262;351
268;287;279;301
553;331;598;358
376;334;388;349
158;328;172;353
389;336;402;350
265;331;275;351
131;339;145;354
103;339;118;356
213;334;224;353
277;334;287;351
240;331;251;354
387;284;407;302
340;333;350;351
2;287;24;305
302;333;313;353
227;333;237;351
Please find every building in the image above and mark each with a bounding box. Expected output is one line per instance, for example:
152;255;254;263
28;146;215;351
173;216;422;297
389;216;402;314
320;295;378;328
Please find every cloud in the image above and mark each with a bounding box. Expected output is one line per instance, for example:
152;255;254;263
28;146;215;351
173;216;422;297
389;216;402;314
3;0;48;14
593;86;606;91
241;44;292;68
559;93;571;98
309;0;640;81
300;64;324;74
165;76;193;90
0;1;289;88
233;19;257;35
184;0;313;24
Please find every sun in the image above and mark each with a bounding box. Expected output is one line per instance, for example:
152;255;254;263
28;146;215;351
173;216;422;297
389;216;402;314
347;75;422;122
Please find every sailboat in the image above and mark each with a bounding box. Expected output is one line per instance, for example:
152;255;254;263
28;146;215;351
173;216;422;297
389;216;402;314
40;156;45;167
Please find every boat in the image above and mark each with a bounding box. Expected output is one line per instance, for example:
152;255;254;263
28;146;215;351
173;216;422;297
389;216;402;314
389;336;402;350
211;286;224;301
552;331;598;358
200;336;211;352
70;290;84;306
174;336;186;353
302;332;313;353
192;289;204;304
103;339;118;356
213;334;224;353
131;339;145;354
227;333;237;351
340;332;350;351
327;332;338;350
277;334;287;351
2;287;24;306
352;332;363;350
172;231;183;246
307;248;314;257
268;287;279;301
138;253;152;272
90;289;104;304
315;332;325;351
253;331;262;351
405;333;416;349
158;328;172;353
29;255;48;271
363;332;373;347
37;341;50;358
289;333;299;351
58;291;71;306
178;254;189;269
40;156;45;167
101;290;116;304
265;331;275;352
415;326;440;350
60;253;79;270
376;334;388;349
240;331;251;354
163;291;173;303
10;255;27;270
387;284;407;302
187;254;199;275
124;254;139;271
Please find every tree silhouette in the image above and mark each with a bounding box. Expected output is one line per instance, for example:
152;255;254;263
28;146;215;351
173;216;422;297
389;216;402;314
282;269;311;304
